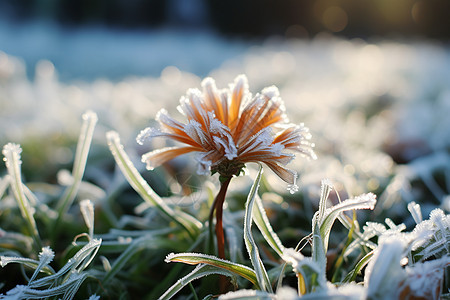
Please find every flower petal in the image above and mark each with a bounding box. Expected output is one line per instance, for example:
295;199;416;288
228;74;249;130
141;146;201;170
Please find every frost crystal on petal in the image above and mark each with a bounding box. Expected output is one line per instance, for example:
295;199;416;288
136;127;163;145
136;75;315;190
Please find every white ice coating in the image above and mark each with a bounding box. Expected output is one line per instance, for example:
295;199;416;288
136;127;165;145
400;256;450;298
195;151;213;175
82;110;98;123
208;112;238;159
140;147;178;170
80;199;95;237
365;238;406;298
184;120;208;145
2;143;22;168
239;127;274;155
213;136;237;160
38;246;55;263
156;109;184;131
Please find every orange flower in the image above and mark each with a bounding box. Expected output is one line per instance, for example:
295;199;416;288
137;75;316;193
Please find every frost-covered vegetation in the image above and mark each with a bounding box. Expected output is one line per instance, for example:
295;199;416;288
0;37;449;299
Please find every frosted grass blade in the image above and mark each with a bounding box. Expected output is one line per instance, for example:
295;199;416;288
29;247;55;282
311;218;327;285
218;289;275;299
28;239;101;289
2;143;41;250
252;194;285;257
243;165;272;292
342;251;373;283
57;111;98;217
282;248;325;294
318;193;377;252
0;256;55;276
1;272;89;300
159;264;240;300
165;252;259;287
80;199;95;239
106;131;201;239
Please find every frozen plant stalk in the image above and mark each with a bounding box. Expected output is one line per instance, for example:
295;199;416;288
2;143;42;249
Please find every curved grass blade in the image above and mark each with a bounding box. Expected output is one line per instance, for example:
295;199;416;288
1;272;89;300
318;193;377;253
159;264;239;300
243;165;272;292
342;251;373;283
252;194;285;257
106;131;201;240
165;252;259;287
282;248;325;294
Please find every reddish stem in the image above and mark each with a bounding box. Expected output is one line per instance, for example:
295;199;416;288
211;177;232;260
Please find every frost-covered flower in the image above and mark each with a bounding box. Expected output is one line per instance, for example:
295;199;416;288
137;75;316;191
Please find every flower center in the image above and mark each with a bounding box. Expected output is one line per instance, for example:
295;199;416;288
213;159;246;182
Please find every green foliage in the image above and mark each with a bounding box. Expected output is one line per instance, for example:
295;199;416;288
0;111;448;299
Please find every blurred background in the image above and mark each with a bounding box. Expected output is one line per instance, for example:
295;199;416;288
0;0;449;220
0;0;449;80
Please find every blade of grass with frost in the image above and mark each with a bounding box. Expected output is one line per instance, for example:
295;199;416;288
57;111;97;217
311;217;327;287
159;264;241;300
316;193;377;253
1;255;55;276
29;247;55;282
165;252;259;287
342;250;373;283
218;289;275;299
331;210;356;283
282;248;325;294
337;214;377;250
106;131;201;240
2;143;42;250
243;165;272;292
252;195;285;257
28;239;101;289
2;272;89;300
407;201;423;224
80;200;95;239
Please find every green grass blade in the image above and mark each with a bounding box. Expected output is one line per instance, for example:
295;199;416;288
159;264;240;300
106;131;201;240
2;143;42;250
57;110;98;217
165;252;259;287
319;193;377;253
243;165;272;292
252;194;285;257
342;250;373;283
312;217;327;283
0;256;55;276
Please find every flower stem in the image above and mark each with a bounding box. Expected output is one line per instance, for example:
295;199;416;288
209;176;232;260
